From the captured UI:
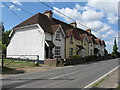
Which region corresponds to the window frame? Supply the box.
[55,46,61,56]
[56,30,61,41]
[69,48,73,56]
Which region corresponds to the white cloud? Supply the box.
[53,7,82,22]
[9,5,21,11]
[53,1,118,53]
[0,5,4,8]
[87,0,118,24]
[107,16,118,24]
[106,30,116,35]
[81,10,104,21]
[106,41,114,46]
[11,0,22,5]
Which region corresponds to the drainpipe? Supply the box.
[65,38,66,59]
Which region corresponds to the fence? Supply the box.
[1,55,41,68]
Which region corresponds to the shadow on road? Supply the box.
[0,66,25,74]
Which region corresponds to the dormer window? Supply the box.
[56,31,60,40]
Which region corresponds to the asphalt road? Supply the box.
[1,59,119,89]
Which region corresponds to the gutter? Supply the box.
[9,24,38,37]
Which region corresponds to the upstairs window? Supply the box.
[70,35,73,42]
[56,31,60,40]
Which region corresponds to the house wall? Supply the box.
[7,25,45,60]
[66,34,76,58]
[52,27,65,59]
[74,39,85,57]
[82,37,89,56]
[88,42,94,56]
[100,45,105,56]
[45,32,52,41]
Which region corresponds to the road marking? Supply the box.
[82,65,120,89]
[16,85,26,88]
[50,71,79,80]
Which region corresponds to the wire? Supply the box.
[3,2,23,21]
[9,1,33,15]
[38,1,97,32]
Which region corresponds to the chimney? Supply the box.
[86,29,91,34]
[44,10,53,19]
[70,22,77,28]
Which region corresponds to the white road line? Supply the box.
[16,85,26,88]
[82,65,120,90]
[50,71,79,80]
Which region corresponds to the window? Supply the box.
[69,48,73,56]
[55,46,61,56]
[56,31,60,40]
[90,50,92,55]
[70,35,73,42]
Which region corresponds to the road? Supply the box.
[1,59,119,89]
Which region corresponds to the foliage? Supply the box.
[111,38,119,58]
[72,55,81,59]
[1,23,11,56]
[2,30,11,45]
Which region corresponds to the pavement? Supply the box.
[1,58,119,89]
[94,68,119,88]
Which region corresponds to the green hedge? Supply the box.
[65,54,114,66]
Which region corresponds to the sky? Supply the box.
[0,0,119,53]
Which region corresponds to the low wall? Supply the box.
[44,59,64,67]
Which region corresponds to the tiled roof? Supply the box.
[80,34,87,40]
[66,29,73,37]
[94,39,102,45]
[52,24,60,33]
[88,36,93,42]
[13,11,98,41]
[14,13,53,33]
[44,10,53,14]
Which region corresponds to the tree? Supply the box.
[111,38,119,58]
[1,23,11,57]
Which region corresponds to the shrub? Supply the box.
[72,55,81,59]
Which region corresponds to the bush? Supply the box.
[72,55,81,59]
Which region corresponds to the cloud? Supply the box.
[81,10,104,21]
[107,16,118,24]
[87,0,118,24]
[53,1,118,53]
[105,41,114,46]
[53,7,82,22]
[106,30,116,35]
[11,0,22,5]
[9,5,21,11]
[0,5,4,8]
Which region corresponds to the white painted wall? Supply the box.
[45,32,52,41]
[7,25,45,60]
[52,27,65,59]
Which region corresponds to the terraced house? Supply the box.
[7,10,107,61]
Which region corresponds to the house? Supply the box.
[7,10,107,61]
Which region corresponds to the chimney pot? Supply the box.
[70,22,77,28]
[44,10,53,19]
[86,29,91,34]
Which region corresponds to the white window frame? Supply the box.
[55,46,61,56]
[56,31,60,40]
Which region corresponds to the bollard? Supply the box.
[35,55,39,66]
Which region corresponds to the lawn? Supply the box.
[2,59,36,68]
[0,59,39,75]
